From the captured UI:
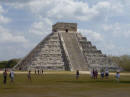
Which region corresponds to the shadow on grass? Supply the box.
[57,80,114,83]
[57,80,130,84]
[120,81,130,83]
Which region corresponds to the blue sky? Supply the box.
[0,0,130,61]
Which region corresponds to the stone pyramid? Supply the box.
[14,22,109,71]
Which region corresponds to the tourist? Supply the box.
[3,69,7,84]
[35,69,37,74]
[42,69,43,74]
[90,69,94,78]
[93,69,95,79]
[93,69,97,79]
[9,70,14,83]
[95,69,98,79]
[115,70,120,82]
[105,69,109,79]
[27,70,31,80]
[76,70,80,80]
[100,70,104,79]
[38,69,40,75]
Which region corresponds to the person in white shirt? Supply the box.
[115,71,120,82]
[9,70,14,83]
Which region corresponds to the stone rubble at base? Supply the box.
[14,22,118,71]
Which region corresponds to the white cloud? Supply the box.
[33,0,101,21]
[6,0,124,22]
[0,26,28,43]
[0,15,11,24]
[29,22,45,35]
[78,29,103,42]
[103,23,130,38]
[103,25,113,31]
[124,31,130,38]
[0,5,4,13]
[0,5,11,24]
[103,23,120,31]
[28,0,124,23]
[101,42,130,56]
[29,18,52,35]
[94,1,123,13]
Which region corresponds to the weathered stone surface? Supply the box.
[52,22,77,32]
[14,22,116,71]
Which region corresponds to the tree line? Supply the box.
[110,55,130,71]
[0,59,20,69]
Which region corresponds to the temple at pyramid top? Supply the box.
[14,22,118,71]
[52,22,77,32]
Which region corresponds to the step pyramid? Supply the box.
[14,22,110,71]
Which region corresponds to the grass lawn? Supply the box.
[0,71,130,97]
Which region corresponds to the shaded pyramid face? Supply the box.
[14,23,108,71]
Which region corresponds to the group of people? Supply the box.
[1,69,44,84]
[35,69,44,75]
[27,69,44,80]
[100,69,109,79]
[91,69,99,79]
[1,68,120,85]
[76,69,120,81]
[3,69,14,84]
[90,69,110,79]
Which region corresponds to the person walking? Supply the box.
[27,70,31,80]
[9,70,14,83]
[90,69,94,78]
[105,69,109,79]
[35,69,37,75]
[93,69,97,79]
[115,71,120,82]
[3,69,7,84]
[101,70,104,79]
[42,69,44,75]
[95,69,98,79]
[38,69,40,75]
[76,70,80,80]
[93,69,95,79]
